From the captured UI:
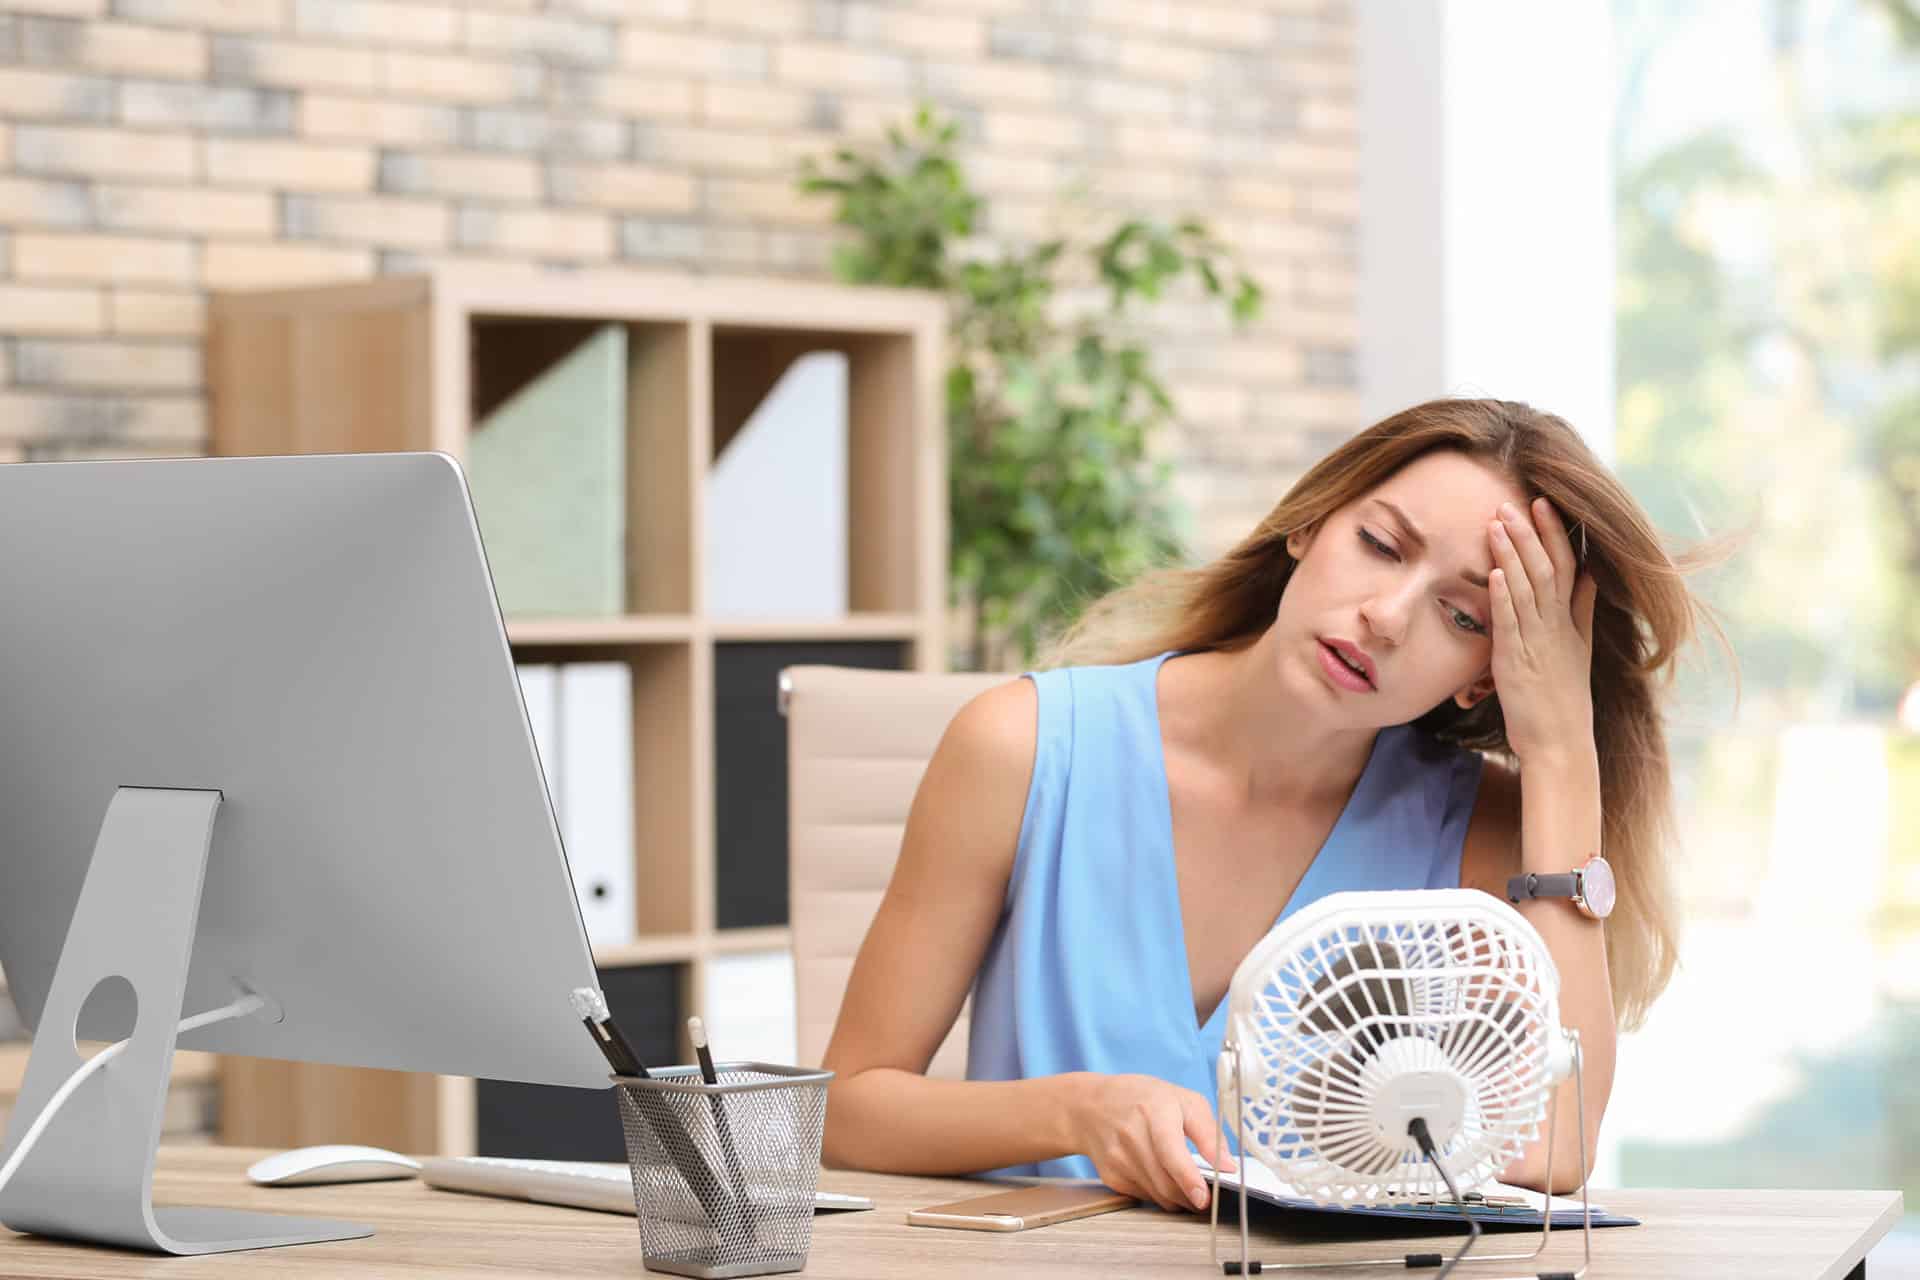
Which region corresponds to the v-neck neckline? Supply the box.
[1145,650,1390,1036]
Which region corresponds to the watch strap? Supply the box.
[1507,871,1579,904]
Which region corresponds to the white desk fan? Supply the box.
[1209,889,1592,1279]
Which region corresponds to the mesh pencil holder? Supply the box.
[613,1063,833,1279]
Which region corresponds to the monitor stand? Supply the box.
[0,787,372,1254]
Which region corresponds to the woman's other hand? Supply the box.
[1066,1073,1238,1212]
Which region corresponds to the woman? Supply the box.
[819,398,1718,1212]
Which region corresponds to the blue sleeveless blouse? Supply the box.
[964,652,1485,1179]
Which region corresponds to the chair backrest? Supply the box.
[781,664,1006,1078]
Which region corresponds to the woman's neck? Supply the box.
[1158,638,1379,811]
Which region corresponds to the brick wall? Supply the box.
[0,0,1358,556]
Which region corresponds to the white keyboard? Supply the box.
[419,1156,873,1216]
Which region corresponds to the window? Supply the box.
[1608,0,1920,1263]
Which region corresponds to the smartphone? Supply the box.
[907,1183,1138,1232]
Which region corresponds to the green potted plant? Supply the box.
[799,106,1262,670]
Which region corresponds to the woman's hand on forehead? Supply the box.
[1483,495,1600,766]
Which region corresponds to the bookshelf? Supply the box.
[205,269,946,1157]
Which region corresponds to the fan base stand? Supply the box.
[1209,1031,1594,1280]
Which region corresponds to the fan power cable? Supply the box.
[1402,1115,1483,1279]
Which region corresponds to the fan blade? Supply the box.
[1300,935,1416,1057]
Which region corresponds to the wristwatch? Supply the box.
[1507,854,1615,920]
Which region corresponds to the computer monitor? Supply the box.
[0,453,616,1254]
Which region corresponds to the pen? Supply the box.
[603,1017,651,1079]
[689,1015,720,1085]
[689,1015,755,1243]
[570,988,650,1078]
[572,990,733,1233]
[583,1015,641,1076]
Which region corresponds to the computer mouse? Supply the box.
[246,1144,423,1187]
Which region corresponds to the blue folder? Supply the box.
[1202,1162,1640,1230]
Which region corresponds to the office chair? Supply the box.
[779,665,1005,1079]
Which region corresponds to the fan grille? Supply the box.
[1226,894,1557,1205]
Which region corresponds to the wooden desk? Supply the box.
[0,1147,1900,1278]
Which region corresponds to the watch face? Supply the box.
[1582,857,1617,918]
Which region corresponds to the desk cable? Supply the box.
[0,993,265,1197]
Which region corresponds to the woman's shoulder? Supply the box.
[951,675,1037,733]
[940,653,1168,773]
[938,676,1040,780]
[902,678,1039,886]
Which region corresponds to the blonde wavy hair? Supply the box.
[1042,397,1731,1031]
